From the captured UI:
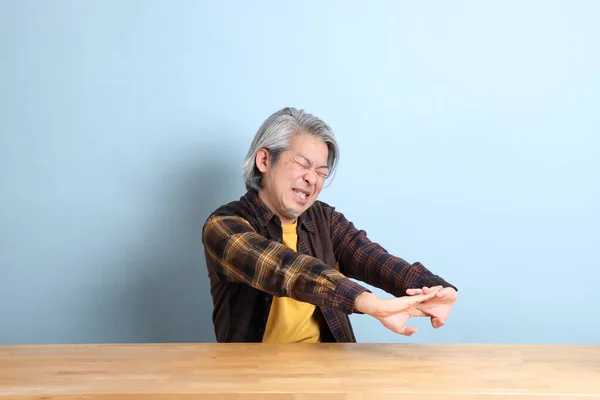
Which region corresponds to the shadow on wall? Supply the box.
[122,146,242,343]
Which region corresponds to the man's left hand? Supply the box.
[406,286,457,329]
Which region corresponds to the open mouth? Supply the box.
[292,188,309,200]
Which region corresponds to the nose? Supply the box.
[303,169,317,186]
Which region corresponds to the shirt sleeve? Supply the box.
[330,209,457,297]
[202,213,369,314]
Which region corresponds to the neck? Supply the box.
[257,189,297,225]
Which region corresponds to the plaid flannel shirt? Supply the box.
[202,189,456,342]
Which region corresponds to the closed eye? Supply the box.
[316,169,329,179]
[293,155,329,179]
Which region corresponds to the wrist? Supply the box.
[354,292,379,315]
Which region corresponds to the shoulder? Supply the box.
[203,195,254,227]
[209,198,246,217]
[312,199,335,212]
[308,200,353,228]
[305,200,338,225]
[202,197,259,242]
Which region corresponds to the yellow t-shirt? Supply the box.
[262,221,321,343]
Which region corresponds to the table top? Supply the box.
[1,343,599,399]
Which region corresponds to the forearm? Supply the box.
[203,214,369,313]
[331,211,457,296]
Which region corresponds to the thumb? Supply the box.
[394,325,419,336]
[431,317,445,329]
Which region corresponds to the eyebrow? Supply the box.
[298,154,328,170]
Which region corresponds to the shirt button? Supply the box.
[265,296,270,302]
[276,238,282,243]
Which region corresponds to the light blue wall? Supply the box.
[1,1,598,345]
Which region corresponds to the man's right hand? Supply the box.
[354,289,441,336]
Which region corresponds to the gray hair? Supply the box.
[242,107,339,190]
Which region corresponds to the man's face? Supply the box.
[257,133,330,224]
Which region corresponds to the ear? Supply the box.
[255,148,270,173]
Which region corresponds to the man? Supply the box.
[202,107,457,343]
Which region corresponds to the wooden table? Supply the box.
[1,343,599,399]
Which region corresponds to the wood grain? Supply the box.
[0,343,599,399]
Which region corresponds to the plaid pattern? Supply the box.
[330,211,456,296]
[203,215,367,314]
[202,189,455,342]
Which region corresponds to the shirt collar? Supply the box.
[243,189,315,233]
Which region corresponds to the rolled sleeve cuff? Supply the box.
[328,278,370,314]
[412,263,458,292]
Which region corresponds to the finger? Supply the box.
[431,317,445,329]
[412,308,429,317]
[394,325,418,336]
[436,287,457,299]
[421,286,442,294]
[385,291,437,315]
[403,291,437,307]
[407,286,443,296]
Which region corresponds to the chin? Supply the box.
[284,200,310,216]
[284,208,303,219]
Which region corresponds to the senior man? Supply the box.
[202,107,457,343]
